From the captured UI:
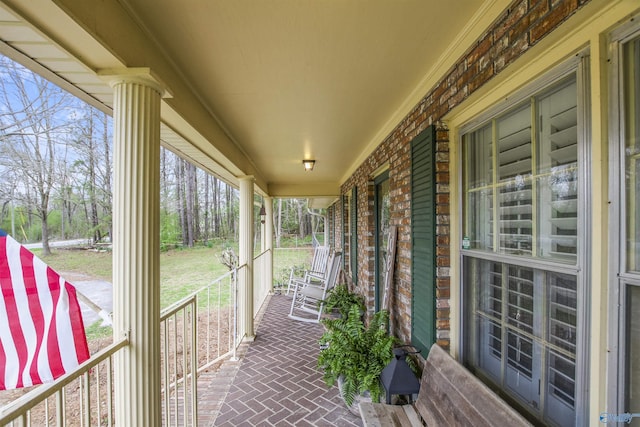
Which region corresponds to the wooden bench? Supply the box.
[359,344,532,426]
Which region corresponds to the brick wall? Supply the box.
[332,0,590,349]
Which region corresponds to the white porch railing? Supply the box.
[159,269,236,426]
[0,338,128,426]
[0,251,271,427]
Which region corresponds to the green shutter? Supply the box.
[411,126,436,354]
[350,186,358,286]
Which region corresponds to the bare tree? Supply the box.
[203,173,210,244]
[184,161,196,247]
[0,57,77,253]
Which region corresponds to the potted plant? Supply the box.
[320,283,365,318]
[317,304,395,413]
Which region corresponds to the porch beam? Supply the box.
[103,68,164,426]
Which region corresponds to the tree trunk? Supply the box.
[213,177,220,236]
[185,162,195,247]
[203,174,210,244]
[102,111,112,241]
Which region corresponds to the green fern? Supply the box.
[320,284,365,317]
[318,304,395,406]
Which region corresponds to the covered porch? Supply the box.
[1,0,640,425]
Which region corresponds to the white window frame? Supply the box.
[460,54,591,426]
[607,19,640,418]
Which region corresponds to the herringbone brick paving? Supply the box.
[206,293,362,427]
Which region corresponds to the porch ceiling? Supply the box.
[0,0,505,205]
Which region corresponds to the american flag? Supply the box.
[0,234,90,390]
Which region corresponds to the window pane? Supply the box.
[465,124,493,189]
[465,188,493,250]
[464,256,579,424]
[537,80,579,261]
[627,285,640,424]
[625,38,640,272]
[376,176,390,310]
[498,105,532,182]
[536,169,578,260]
[545,349,576,426]
[463,125,493,250]
[498,106,533,255]
[548,272,577,354]
[499,178,533,255]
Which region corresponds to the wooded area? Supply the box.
[0,56,322,255]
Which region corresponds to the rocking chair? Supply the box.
[288,252,342,323]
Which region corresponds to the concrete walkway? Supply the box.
[200,294,362,427]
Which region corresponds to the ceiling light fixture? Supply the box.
[303,159,315,171]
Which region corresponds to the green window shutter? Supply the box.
[411,125,436,354]
[350,186,358,286]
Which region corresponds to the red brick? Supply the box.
[531,0,579,44]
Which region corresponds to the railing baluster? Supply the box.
[163,316,170,427]
[44,396,48,427]
[172,311,178,426]
[95,359,101,427]
[182,308,187,427]
[55,389,62,427]
[206,285,211,365]
[83,371,90,426]
[107,354,113,427]
[191,302,198,425]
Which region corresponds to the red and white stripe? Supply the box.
[0,235,89,390]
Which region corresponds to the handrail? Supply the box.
[160,294,197,320]
[161,270,235,317]
[0,337,128,423]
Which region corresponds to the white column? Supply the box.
[102,68,164,426]
[238,176,255,340]
[265,196,274,293]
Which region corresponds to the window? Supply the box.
[350,186,358,285]
[328,205,334,249]
[463,77,578,260]
[462,69,588,426]
[615,30,640,425]
[374,171,390,311]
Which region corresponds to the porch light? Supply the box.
[302,159,315,171]
[380,347,421,404]
[259,203,266,224]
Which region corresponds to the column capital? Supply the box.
[98,67,172,98]
[238,175,255,182]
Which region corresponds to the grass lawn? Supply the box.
[39,243,313,340]
[40,243,314,309]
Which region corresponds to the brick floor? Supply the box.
[199,293,362,427]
